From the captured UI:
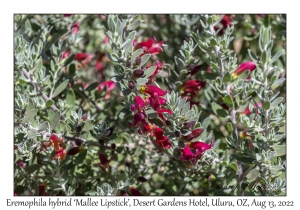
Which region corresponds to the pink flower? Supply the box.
[181,80,206,97]
[17,160,25,168]
[97,80,116,100]
[157,108,172,124]
[102,36,109,44]
[71,22,80,34]
[62,50,71,59]
[242,102,262,115]
[139,85,166,97]
[188,141,212,153]
[152,127,172,150]
[75,53,93,65]
[134,38,163,56]
[181,146,201,163]
[232,61,257,79]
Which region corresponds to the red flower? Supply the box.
[180,146,201,164]
[129,112,147,127]
[182,128,204,141]
[17,160,25,168]
[62,50,71,59]
[157,108,172,124]
[181,80,206,97]
[129,187,143,196]
[152,127,172,150]
[134,38,163,56]
[98,152,111,169]
[188,141,212,153]
[55,149,66,160]
[71,22,80,34]
[214,15,233,35]
[96,60,103,71]
[75,53,93,65]
[146,95,166,111]
[38,183,48,196]
[64,14,72,17]
[97,80,116,100]
[241,102,262,115]
[139,85,166,97]
[232,61,257,79]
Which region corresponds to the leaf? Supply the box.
[271,78,285,90]
[223,72,232,83]
[50,111,60,131]
[118,108,132,119]
[202,72,219,80]
[202,117,211,130]
[223,95,233,107]
[211,102,229,118]
[124,178,135,187]
[82,120,93,132]
[231,154,256,165]
[105,52,118,62]
[248,49,258,62]
[273,145,286,157]
[143,66,156,78]
[52,79,69,98]
[68,63,76,76]
[173,148,182,160]
[122,88,132,96]
[63,54,75,66]
[270,97,283,109]
[46,100,54,108]
[180,101,191,115]
[66,89,75,107]
[136,78,148,86]
[131,49,143,62]
[22,109,38,123]
[140,54,151,66]
[178,140,185,148]
[38,121,50,132]
[262,101,270,110]
[27,128,37,139]
[85,82,99,91]
[246,169,260,180]
[74,149,87,165]
[25,99,35,113]
[236,103,249,113]
[270,50,284,64]
[127,20,141,30]
[26,164,40,174]
[227,122,233,132]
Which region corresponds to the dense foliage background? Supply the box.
[14,14,286,196]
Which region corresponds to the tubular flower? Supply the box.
[182,128,204,141]
[241,102,262,115]
[55,149,67,160]
[147,95,166,110]
[139,85,166,97]
[71,22,80,34]
[180,146,201,164]
[134,38,163,56]
[231,61,257,79]
[157,108,172,124]
[75,53,93,64]
[97,80,116,100]
[187,141,212,153]
[49,134,63,152]
[97,152,111,169]
[214,14,234,35]
[152,126,172,150]
[181,80,206,97]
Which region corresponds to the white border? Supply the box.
[2,0,299,209]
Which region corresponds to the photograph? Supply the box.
[13,14,286,197]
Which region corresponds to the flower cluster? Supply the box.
[180,80,206,106]
[44,134,66,160]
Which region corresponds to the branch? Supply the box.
[21,68,59,112]
[77,89,103,111]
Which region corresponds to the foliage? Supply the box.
[14,14,286,196]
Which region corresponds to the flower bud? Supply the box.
[111,143,116,150]
[75,139,82,146]
[133,69,144,78]
[98,138,105,145]
[128,81,135,90]
[135,57,141,65]
[50,134,58,141]
[67,147,82,156]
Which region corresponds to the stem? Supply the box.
[22,68,59,112]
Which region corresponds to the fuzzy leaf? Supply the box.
[50,111,60,131]
[143,66,156,78]
[22,109,38,123]
[273,145,286,157]
[270,97,283,109]
[140,54,151,66]
[52,79,69,98]
[212,102,229,118]
[66,89,75,107]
